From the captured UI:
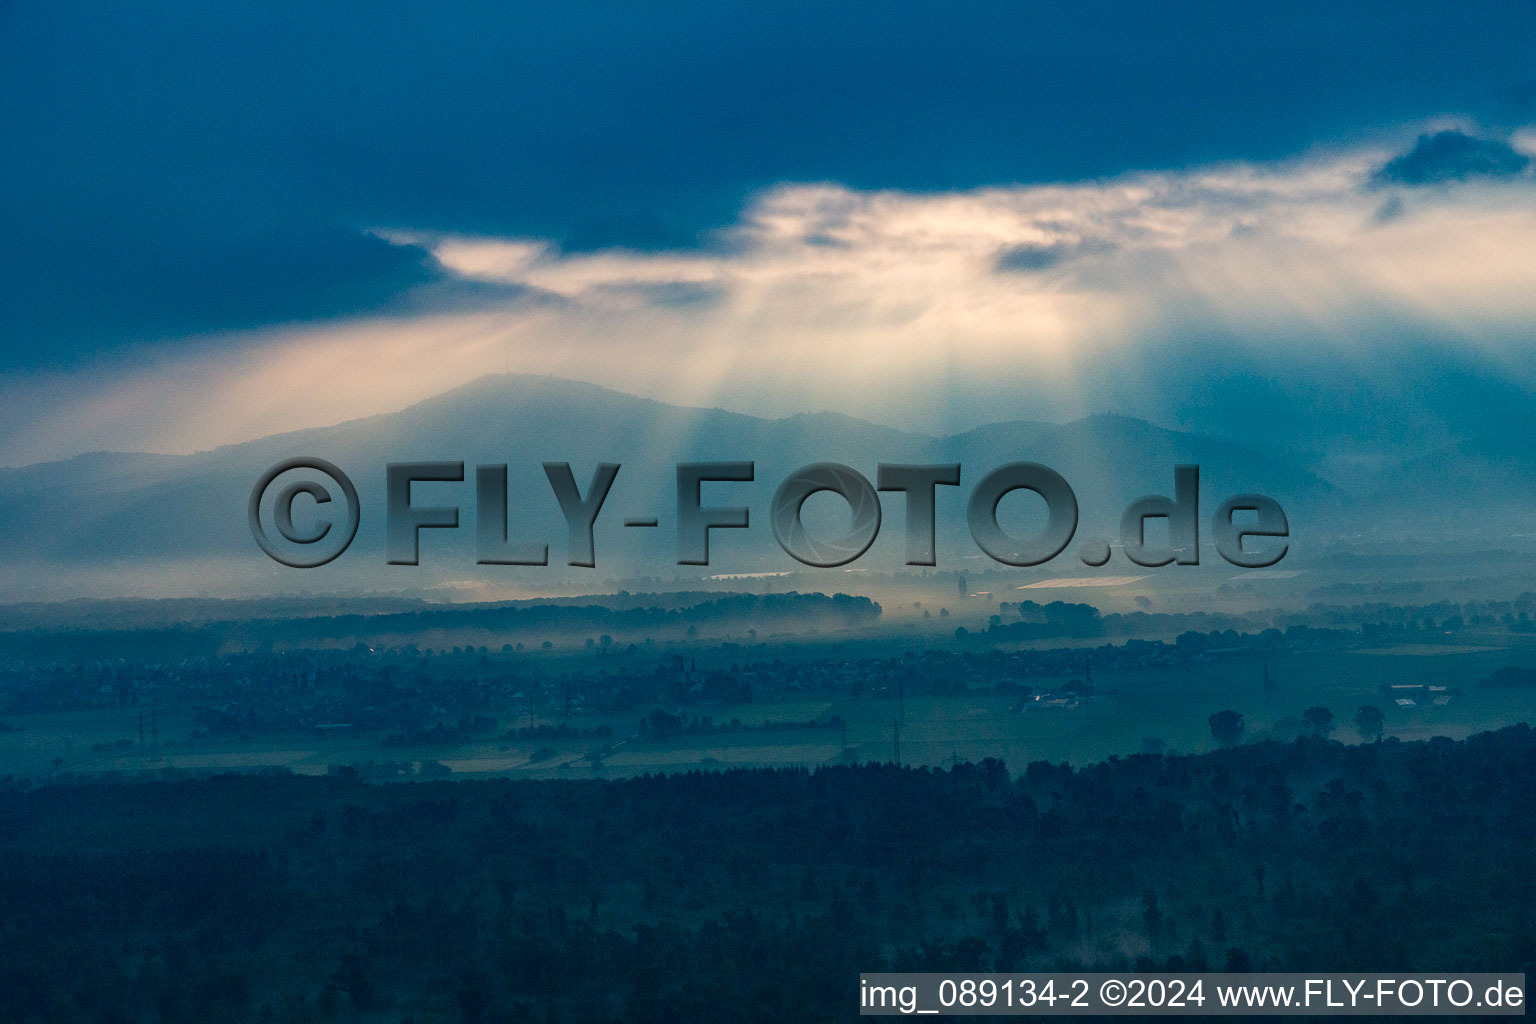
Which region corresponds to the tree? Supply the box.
[642,709,682,740]
[1208,709,1245,747]
[1354,704,1384,742]
[1302,706,1334,736]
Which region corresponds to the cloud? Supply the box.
[3,131,1535,467]
[0,221,452,369]
[4,1,1536,361]
[1372,130,1531,186]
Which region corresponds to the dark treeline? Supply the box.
[0,592,752,634]
[982,593,1536,643]
[0,596,436,633]
[0,592,880,663]
[258,592,880,646]
[2,727,1533,1023]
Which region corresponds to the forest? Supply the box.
[2,726,1533,1023]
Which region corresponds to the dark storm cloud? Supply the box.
[997,244,1075,272]
[1372,130,1531,186]
[996,240,1115,272]
[0,222,446,364]
[2,0,1534,368]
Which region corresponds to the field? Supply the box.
[6,630,1532,783]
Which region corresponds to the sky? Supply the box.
[2,0,1535,466]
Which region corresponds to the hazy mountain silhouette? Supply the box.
[1365,420,1536,533]
[0,374,1394,595]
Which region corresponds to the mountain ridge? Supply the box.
[0,373,1390,598]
